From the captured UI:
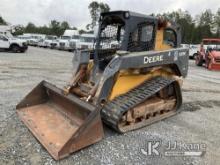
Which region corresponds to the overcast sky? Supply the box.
[0,0,219,29]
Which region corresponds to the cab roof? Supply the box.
[101,10,157,22]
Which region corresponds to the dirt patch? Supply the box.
[182,100,220,112]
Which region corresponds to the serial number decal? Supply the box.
[179,51,186,57]
[174,51,178,61]
[144,55,163,64]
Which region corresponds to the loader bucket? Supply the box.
[16,81,104,160]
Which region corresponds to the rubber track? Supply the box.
[101,76,178,132]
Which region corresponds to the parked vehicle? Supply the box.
[16,35,31,43]
[50,39,59,49]
[189,45,199,59]
[29,34,45,46]
[17,33,32,45]
[58,30,80,51]
[195,38,220,70]
[0,32,28,53]
[42,35,57,48]
[37,38,45,47]
[181,44,189,49]
[69,33,95,50]
[181,44,199,59]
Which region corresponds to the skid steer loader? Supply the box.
[16,11,189,160]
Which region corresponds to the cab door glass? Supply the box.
[163,29,176,47]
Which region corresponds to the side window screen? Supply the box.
[128,22,155,52]
[141,25,153,42]
[131,29,138,42]
[163,29,176,47]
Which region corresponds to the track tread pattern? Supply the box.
[101,76,176,131]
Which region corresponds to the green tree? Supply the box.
[199,9,213,26]
[13,25,25,35]
[160,10,195,43]
[60,21,70,35]
[72,27,77,30]
[87,1,110,30]
[0,15,7,25]
[214,8,220,37]
[79,29,86,34]
[99,2,110,13]
[49,20,62,36]
[61,21,70,30]
[198,10,214,39]
[25,22,37,33]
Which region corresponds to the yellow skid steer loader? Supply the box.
[17,11,189,160]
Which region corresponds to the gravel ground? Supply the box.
[0,47,220,165]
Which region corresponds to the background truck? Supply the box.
[28,34,46,46]
[42,35,57,48]
[195,38,220,70]
[0,29,28,53]
[58,30,80,51]
[50,39,59,49]
[181,44,199,59]
[69,33,95,50]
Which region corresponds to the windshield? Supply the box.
[31,36,41,39]
[3,32,14,39]
[98,23,125,50]
[72,35,79,40]
[80,36,94,43]
[61,36,71,40]
[46,36,56,40]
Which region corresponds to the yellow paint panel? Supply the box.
[109,74,151,100]
[109,69,174,100]
[155,29,172,51]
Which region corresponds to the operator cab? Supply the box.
[93,11,180,72]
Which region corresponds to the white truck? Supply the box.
[181,44,199,59]
[189,44,199,59]
[17,33,32,45]
[28,34,46,46]
[50,38,60,49]
[58,30,80,51]
[76,33,95,50]
[38,35,57,48]
[69,33,95,50]
[43,35,57,48]
[0,26,28,53]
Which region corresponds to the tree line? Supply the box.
[0,1,110,36]
[158,8,220,44]
[0,1,220,44]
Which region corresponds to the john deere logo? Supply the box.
[144,55,163,64]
